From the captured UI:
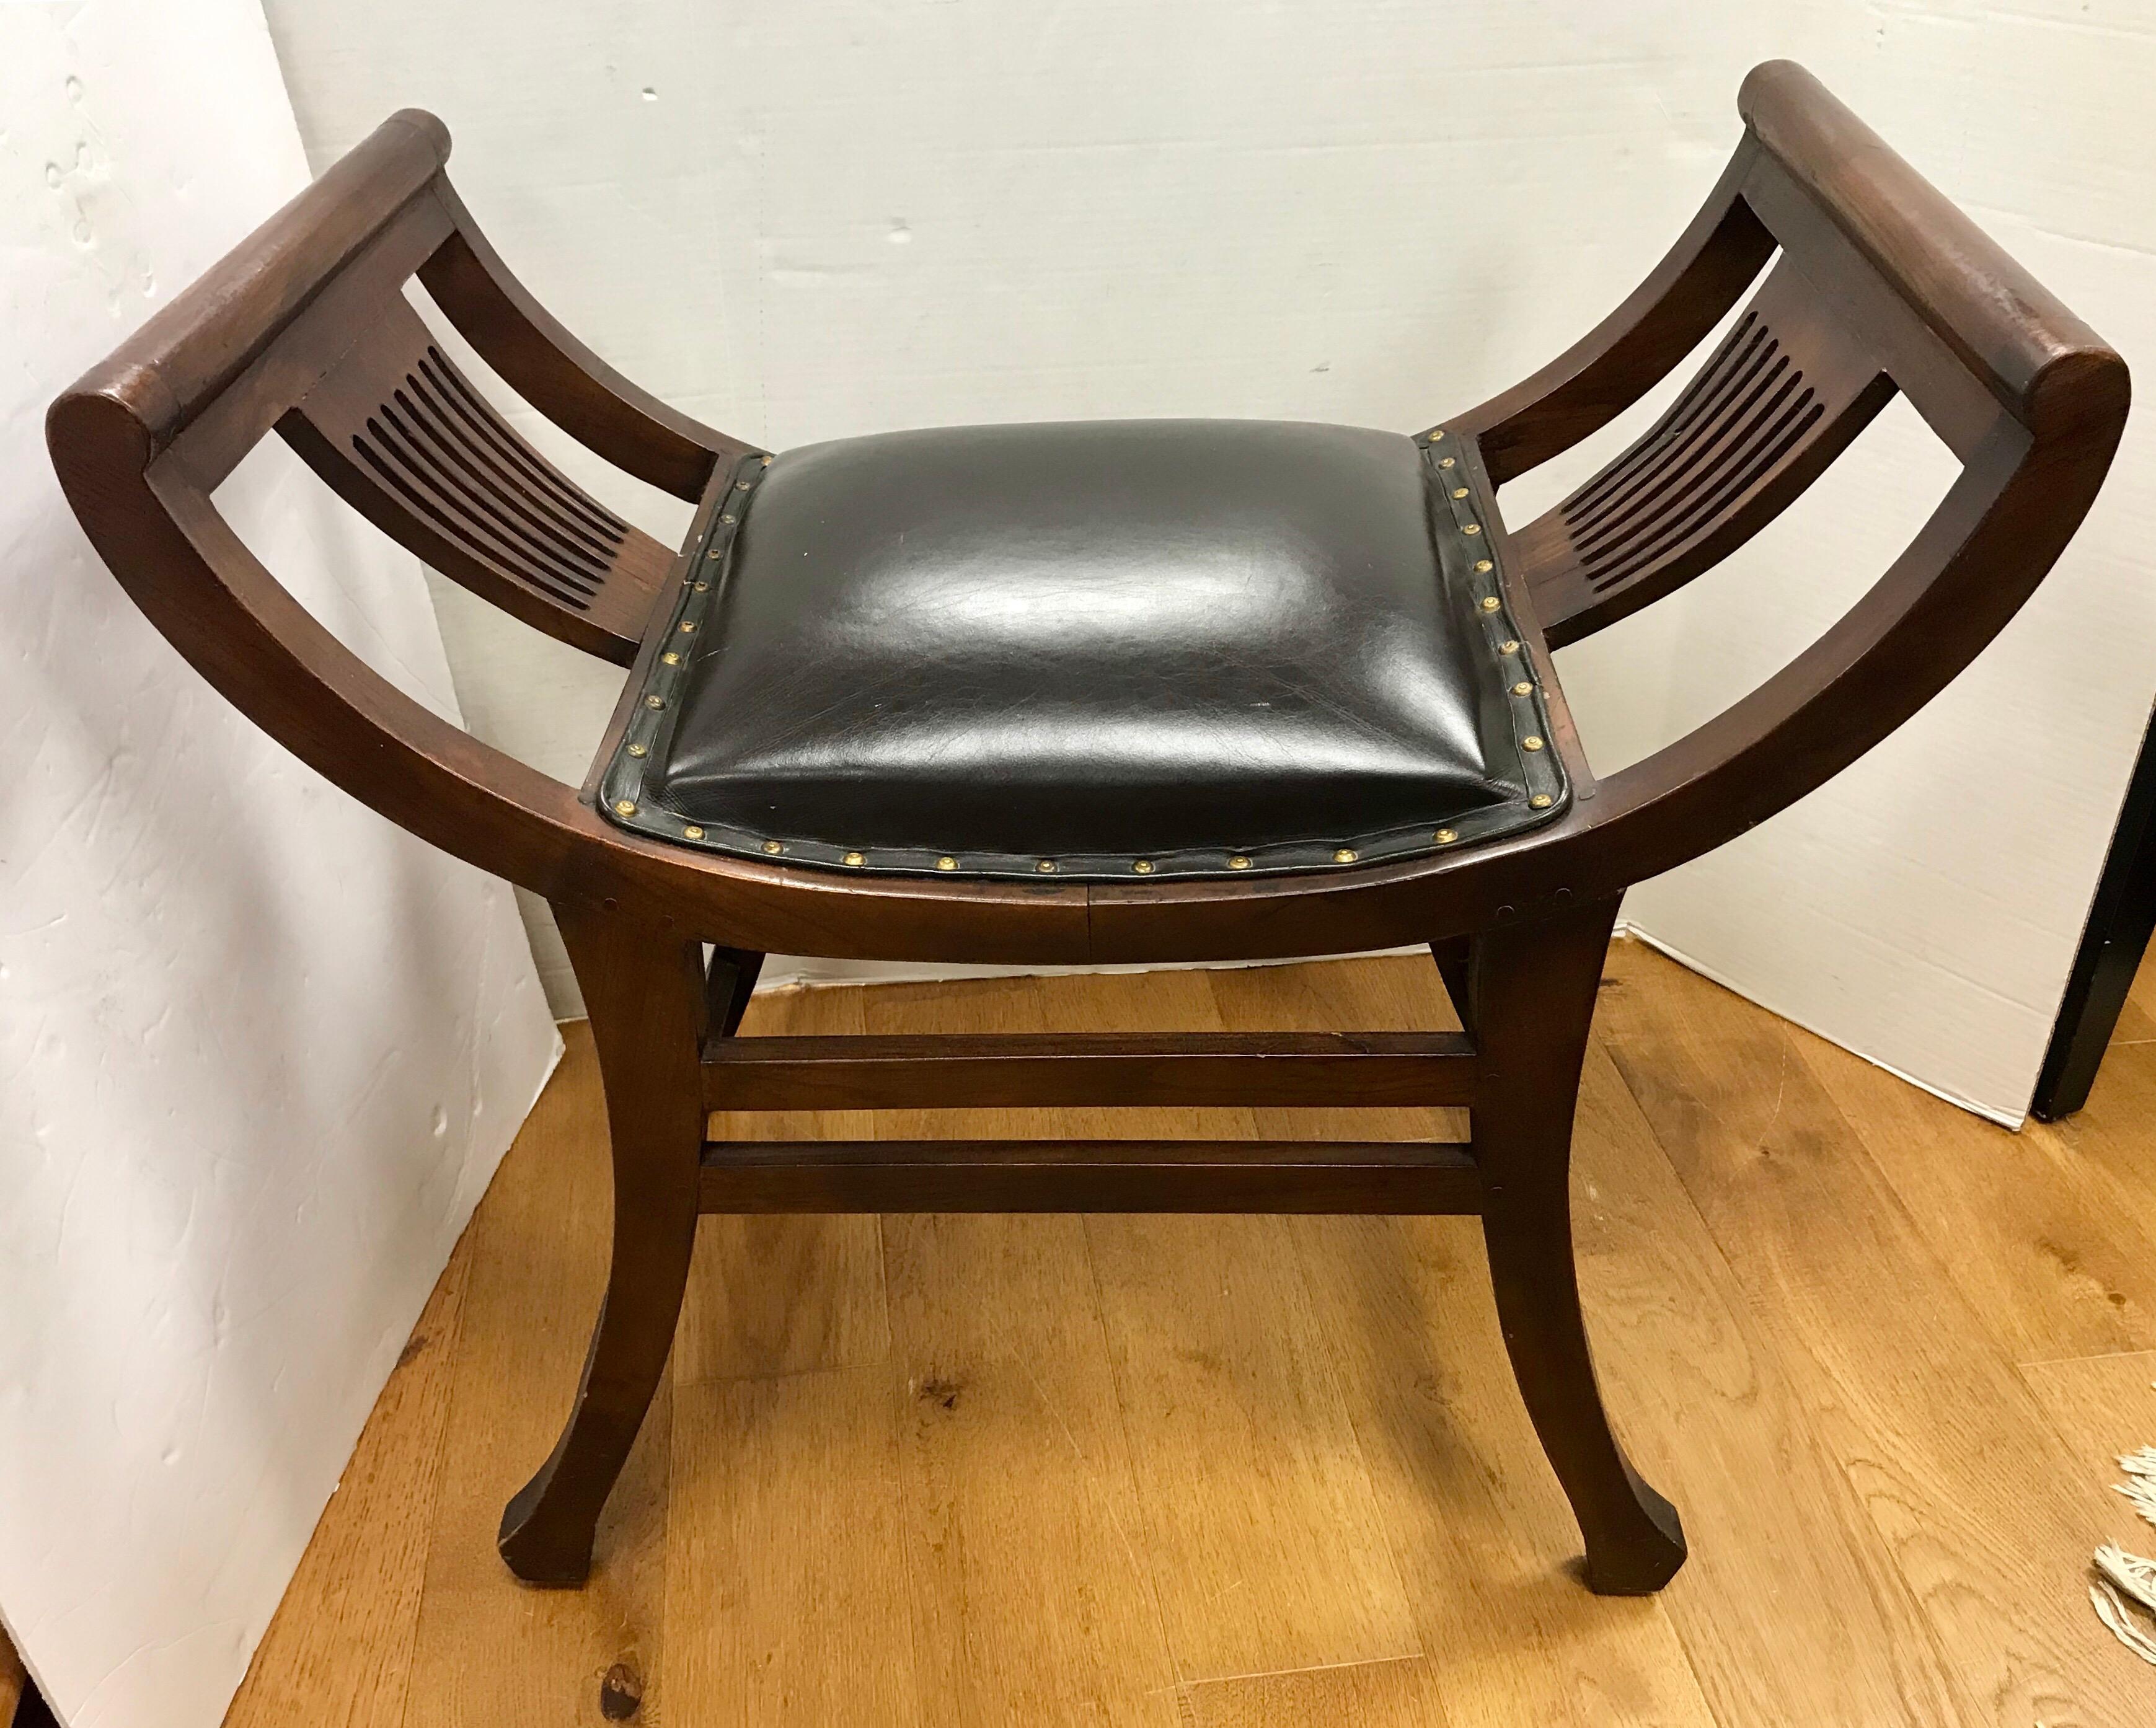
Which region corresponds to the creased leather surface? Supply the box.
[603,420,1563,879]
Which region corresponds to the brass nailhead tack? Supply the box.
[645,695,665,709]
[1452,487,1469,499]
[694,581,710,591]
[1333,847,1359,864]
[662,652,680,665]
[1227,855,1252,870]
[684,826,705,840]
[1475,559,1493,572]
[614,800,637,816]
[1435,828,1458,844]
[736,480,752,491]
[1523,736,1545,751]
[1500,639,1521,653]
[762,839,784,855]
[1531,794,1553,809]
[1036,859,1057,873]
[680,621,697,633]
[761,456,773,465]
[1462,523,1482,535]
[843,850,865,866]
[721,513,735,523]
[1132,859,1154,874]
[627,743,648,757]
[1480,596,1501,611]
[707,549,722,560]
[1513,681,1534,696]
[1428,430,1446,441]
[1438,457,1455,469]
[937,855,958,871]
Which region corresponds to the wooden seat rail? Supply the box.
[698,1134,1480,1215]
[700,1029,1478,1110]
[699,1028,1481,1212]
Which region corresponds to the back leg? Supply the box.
[705,945,764,1038]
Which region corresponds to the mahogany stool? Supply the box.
[51,61,2126,1595]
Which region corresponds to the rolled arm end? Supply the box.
[384,107,453,165]
[1740,58,2126,439]
[48,380,159,498]
[2029,343,2131,446]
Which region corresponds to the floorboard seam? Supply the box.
[1167,1649,1425,1693]
[672,1354,893,1390]
[2017,1346,2156,1372]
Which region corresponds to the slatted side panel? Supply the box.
[282,299,674,663]
[353,342,632,612]
[1561,308,1815,588]
[1511,260,1895,647]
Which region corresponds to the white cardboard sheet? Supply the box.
[0,4,560,1724]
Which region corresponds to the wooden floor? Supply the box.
[223,941,2156,1727]
[2,1628,23,1723]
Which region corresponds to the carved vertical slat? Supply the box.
[280,299,674,663]
[1512,262,1895,648]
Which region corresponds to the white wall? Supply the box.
[0,6,560,1726]
[262,2,2156,1119]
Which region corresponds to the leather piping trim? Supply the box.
[596,434,1570,879]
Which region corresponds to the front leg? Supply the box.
[1467,896,1687,1594]
[497,901,712,1584]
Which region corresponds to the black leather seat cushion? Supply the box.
[599,420,1565,879]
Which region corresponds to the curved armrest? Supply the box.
[49,388,599,895]
[43,108,761,888]
[1581,402,2124,883]
[1463,58,2127,876]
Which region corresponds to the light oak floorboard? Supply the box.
[1566,1041,1969,1726]
[2038,1032,2156,1307]
[680,983,890,1385]
[1056,1300,1411,1689]
[1214,957,1721,1728]
[2019,1351,2156,1560]
[224,1243,472,1728]
[2112,995,2156,1047]
[228,947,2156,1726]
[663,1366,923,1727]
[1059,969,1421,1683]
[1600,942,2156,1727]
[2,1629,24,1723]
[868,972,1182,1727]
[1798,1026,2156,1364]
